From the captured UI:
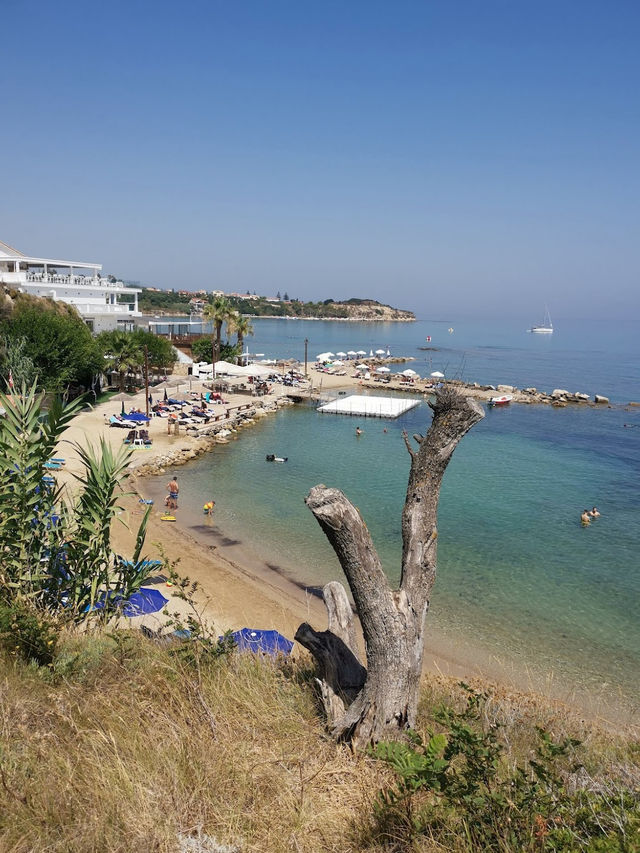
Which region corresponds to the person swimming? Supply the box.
[355,427,362,436]
[581,510,591,526]
[589,506,601,518]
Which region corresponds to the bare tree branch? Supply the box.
[401,389,484,600]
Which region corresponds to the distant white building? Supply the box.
[0,239,141,333]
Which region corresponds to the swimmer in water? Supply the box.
[581,510,591,526]
[589,506,601,518]
[355,427,362,436]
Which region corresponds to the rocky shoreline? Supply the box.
[432,379,612,407]
[130,396,295,478]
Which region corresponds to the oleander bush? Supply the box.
[0,384,155,661]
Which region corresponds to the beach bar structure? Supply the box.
[0,239,141,333]
[317,394,420,419]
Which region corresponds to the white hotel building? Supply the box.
[0,240,141,333]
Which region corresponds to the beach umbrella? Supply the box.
[212,360,237,375]
[347,350,357,356]
[332,360,344,366]
[120,588,169,617]
[375,349,386,355]
[356,350,367,355]
[430,371,445,378]
[355,363,369,370]
[122,412,150,422]
[87,587,169,617]
[336,351,347,357]
[153,381,171,401]
[315,352,334,362]
[376,366,391,373]
[228,628,294,657]
[402,369,417,376]
[111,392,134,415]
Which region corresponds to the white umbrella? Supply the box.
[316,352,334,362]
[375,349,386,355]
[332,360,344,366]
[357,350,367,355]
[213,360,238,375]
[430,371,445,378]
[336,351,347,357]
[355,363,369,370]
[402,369,417,376]
[347,350,357,356]
[376,366,391,374]
[248,363,280,377]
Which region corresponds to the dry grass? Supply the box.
[0,632,391,853]
[0,631,638,852]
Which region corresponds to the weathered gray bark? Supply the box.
[295,388,484,748]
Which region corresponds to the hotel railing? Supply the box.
[25,274,125,288]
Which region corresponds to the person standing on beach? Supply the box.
[167,477,179,510]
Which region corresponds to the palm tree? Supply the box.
[227,313,254,361]
[102,331,144,391]
[203,296,233,365]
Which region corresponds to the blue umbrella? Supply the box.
[121,588,168,617]
[88,587,168,617]
[122,412,150,422]
[228,628,294,656]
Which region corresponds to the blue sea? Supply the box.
[149,316,640,716]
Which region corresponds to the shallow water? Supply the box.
[148,316,640,714]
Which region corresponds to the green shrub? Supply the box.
[0,598,60,666]
[370,684,640,851]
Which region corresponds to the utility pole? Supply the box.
[144,346,150,420]
[304,338,308,377]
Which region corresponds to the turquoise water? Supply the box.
[149,317,640,712]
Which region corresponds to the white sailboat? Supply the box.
[530,306,553,334]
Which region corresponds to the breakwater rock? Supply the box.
[438,380,612,407]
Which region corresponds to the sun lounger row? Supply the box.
[123,429,152,446]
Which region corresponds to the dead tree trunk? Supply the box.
[295,388,484,749]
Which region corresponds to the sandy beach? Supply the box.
[53,370,491,660]
[51,369,630,725]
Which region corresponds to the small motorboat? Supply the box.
[488,394,513,407]
[266,454,288,463]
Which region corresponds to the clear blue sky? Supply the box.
[2,0,638,319]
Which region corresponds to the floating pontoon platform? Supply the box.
[317,394,420,419]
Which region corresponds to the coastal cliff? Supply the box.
[312,298,415,322]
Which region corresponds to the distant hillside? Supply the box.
[139,289,415,322]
